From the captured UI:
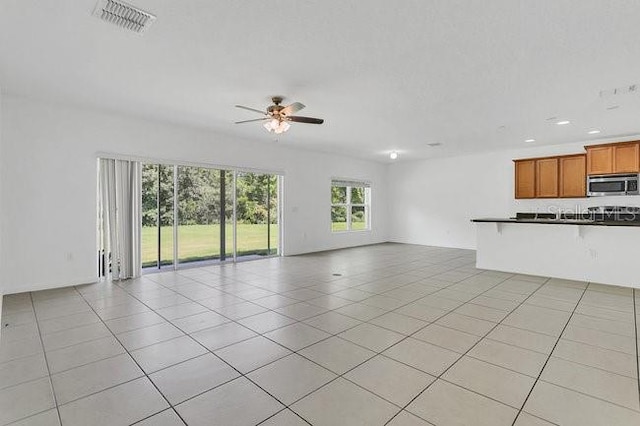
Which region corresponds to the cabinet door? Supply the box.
[559,155,586,198]
[613,143,640,173]
[536,158,559,198]
[514,160,535,199]
[586,146,613,175]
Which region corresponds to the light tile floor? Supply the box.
[1,243,640,425]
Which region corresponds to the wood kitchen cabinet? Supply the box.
[514,159,536,199]
[536,157,559,198]
[559,154,586,198]
[613,143,640,173]
[515,139,639,199]
[515,155,585,199]
[586,142,640,175]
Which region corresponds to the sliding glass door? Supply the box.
[142,163,280,269]
[236,172,279,259]
[142,164,174,269]
[177,167,234,265]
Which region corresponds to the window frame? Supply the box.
[331,179,371,233]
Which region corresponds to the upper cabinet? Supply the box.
[515,140,637,199]
[514,154,586,199]
[536,158,559,198]
[586,142,640,175]
[559,155,586,198]
[586,145,613,174]
[514,159,536,199]
[613,143,640,173]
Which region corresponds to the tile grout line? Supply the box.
[1,260,457,344]
[28,292,64,426]
[108,278,333,425]
[251,256,497,421]
[40,274,624,425]
[5,253,545,426]
[71,286,191,426]
[2,271,553,425]
[322,272,527,424]
[509,282,589,426]
[110,256,489,423]
[122,260,467,352]
[383,276,567,426]
[525,376,640,413]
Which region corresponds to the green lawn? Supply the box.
[142,224,278,267]
[331,221,367,232]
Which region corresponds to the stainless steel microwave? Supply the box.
[587,174,640,197]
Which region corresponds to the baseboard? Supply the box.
[387,237,477,251]
[2,276,99,295]
[284,239,391,256]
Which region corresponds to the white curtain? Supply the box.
[98,158,142,280]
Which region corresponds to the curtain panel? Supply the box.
[98,158,142,280]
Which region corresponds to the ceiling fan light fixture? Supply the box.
[264,119,290,134]
[236,97,322,134]
[274,121,291,134]
[263,118,279,132]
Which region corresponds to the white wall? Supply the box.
[0,87,3,319]
[0,95,389,295]
[388,138,640,250]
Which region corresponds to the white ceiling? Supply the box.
[2,0,640,162]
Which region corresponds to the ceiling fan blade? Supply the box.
[280,102,306,116]
[235,105,267,115]
[286,116,324,124]
[235,118,270,124]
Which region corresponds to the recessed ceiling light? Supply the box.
[588,129,601,135]
[525,139,536,143]
[389,151,398,160]
[556,120,571,125]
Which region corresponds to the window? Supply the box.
[331,179,370,232]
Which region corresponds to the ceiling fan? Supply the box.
[235,96,324,134]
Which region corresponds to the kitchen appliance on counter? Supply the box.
[515,212,557,220]
[587,174,639,197]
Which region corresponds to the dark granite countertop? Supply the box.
[472,218,640,227]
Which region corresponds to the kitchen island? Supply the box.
[473,218,640,288]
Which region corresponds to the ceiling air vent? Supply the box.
[93,0,156,34]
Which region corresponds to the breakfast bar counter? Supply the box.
[472,218,640,288]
